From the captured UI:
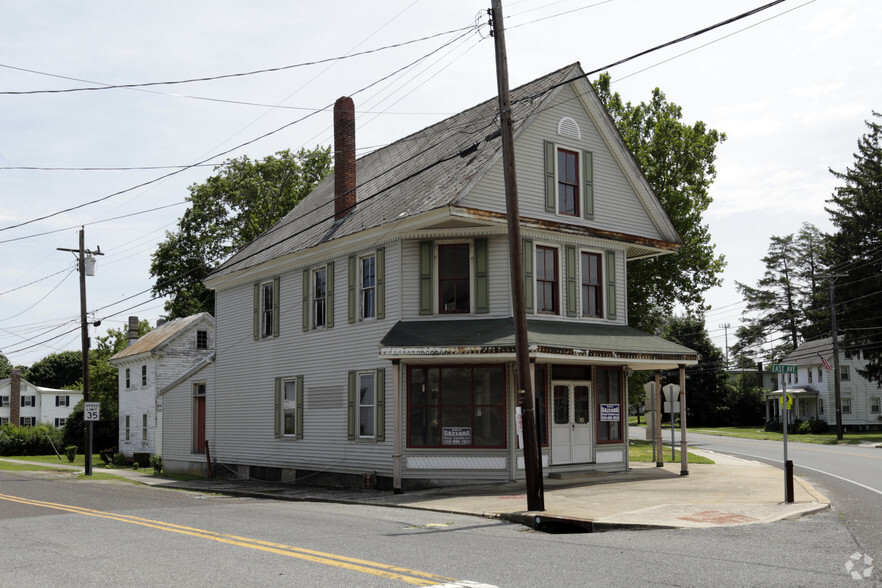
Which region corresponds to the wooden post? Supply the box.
[679,364,688,476]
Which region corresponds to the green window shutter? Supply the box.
[376,247,385,320]
[302,269,310,332]
[376,368,385,442]
[347,371,356,441]
[253,283,260,341]
[544,141,556,212]
[583,150,594,220]
[565,245,577,317]
[296,375,304,440]
[419,241,433,315]
[606,251,617,320]
[274,378,281,439]
[272,277,280,338]
[474,238,489,314]
[523,238,534,313]
[348,256,356,324]
[326,261,335,329]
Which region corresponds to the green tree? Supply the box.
[661,315,728,427]
[593,74,727,333]
[27,350,82,389]
[0,353,11,379]
[151,147,333,319]
[733,223,829,362]
[826,111,882,383]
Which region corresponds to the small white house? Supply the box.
[0,370,83,428]
[764,337,881,430]
[109,313,215,457]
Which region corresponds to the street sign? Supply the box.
[84,402,100,421]
[770,364,797,374]
[664,401,681,413]
[778,393,793,410]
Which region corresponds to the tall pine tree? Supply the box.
[826,111,882,383]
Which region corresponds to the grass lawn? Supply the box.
[4,454,102,467]
[628,439,714,464]
[0,460,71,472]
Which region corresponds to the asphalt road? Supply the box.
[681,429,882,570]
[1,468,878,586]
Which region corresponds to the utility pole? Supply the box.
[58,228,104,476]
[719,323,731,368]
[822,274,848,441]
[489,0,544,512]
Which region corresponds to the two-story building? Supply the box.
[764,337,881,430]
[0,369,83,428]
[160,63,699,489]
[109,313,215,458]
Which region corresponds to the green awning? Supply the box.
[379,318,698,369]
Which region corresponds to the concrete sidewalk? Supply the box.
[1,449,830,532]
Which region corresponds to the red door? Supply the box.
[194,396,206,453]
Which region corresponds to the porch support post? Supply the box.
[392,359,402,494]
[654,370,663,467]
[765,397,770,423]
[679,364,688,476]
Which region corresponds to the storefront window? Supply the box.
[408,365,505,448]
[596,367,623,443]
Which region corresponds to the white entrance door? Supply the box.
[550,381,593,465]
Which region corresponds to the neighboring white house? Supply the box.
[0,370,83,428]
[764,337,882,430]
[163,63,699,488]
[109,313,215,457]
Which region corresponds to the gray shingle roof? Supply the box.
[109,313,213,362]
[208,64,581,280]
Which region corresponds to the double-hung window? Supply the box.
[358,372,376,438]
[124,415,131,442]
[581,252,602,317]
[142,414,148,445]
[56,395,69,407]
[21,395,35,407]
[840,365,850,381]
[125,368,131,389]
[818,367,823,382]
[536,246,559,314]
[313,267,327,328]
[360,255,376,320]
[871,397,881,414]
[20,417,35,426]
[283,379,298,436]
[55,418,66,428]
[438,243,470,313]
[557,148,579,216]
[141,365,147,386]
[842,398,852,414]
[0,395,8,407]
[262,282,275,337]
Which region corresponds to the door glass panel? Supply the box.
[574,385,590,424]
[553,385,569,425]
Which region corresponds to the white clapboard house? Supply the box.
[160,63,698,488]
[0,369,83,428]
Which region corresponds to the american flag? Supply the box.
[818,352,833,372]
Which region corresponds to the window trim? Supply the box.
[580,250,604,318]
[275,376,303,440]
[192,382,207,453]
[535,245,560,315]
[544,140,594,219]
[359,253,377,321]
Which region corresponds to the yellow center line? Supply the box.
[0,492,456,586]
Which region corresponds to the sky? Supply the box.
[1,0,879,368]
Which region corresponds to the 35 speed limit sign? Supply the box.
[84,402,100,421]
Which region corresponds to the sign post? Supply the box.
[770,364,796,502]
[662,384,680,461]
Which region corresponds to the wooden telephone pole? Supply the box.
[489,0,544,512]
[58,228,103,476]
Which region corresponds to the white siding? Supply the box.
[461,83,664,240]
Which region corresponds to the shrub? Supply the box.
[132,462,139,471]
[114,452,126,467]
[132,452,151,468]
[99,448,116,465]
[0,423,65,456]
[808,418,829,434]
[149,454,162,475]
[64,445,78,462]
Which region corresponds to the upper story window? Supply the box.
[125,368,131,389]
[141,365,147,386]
[438,244,470,313]
[536,246,559,314]
[544,141,593,220]
[360,255,376,320]
[261,281,275,338]
[20,395,35,407]
[313,267,328,328]
[557,149,579,216]
[818,367,823,382]
[1,395,8,407]
[808,369,813,383]
[56,395,70,407]
[196,330,208,349]
[581,252,602,318]
[840,365,850,381]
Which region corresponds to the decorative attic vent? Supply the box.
[557,116,581,140]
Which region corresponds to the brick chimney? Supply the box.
[334,96,356,220]
[10,368,20,426]
[127,316,139,347]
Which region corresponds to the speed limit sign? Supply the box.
[84,402,100,421]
